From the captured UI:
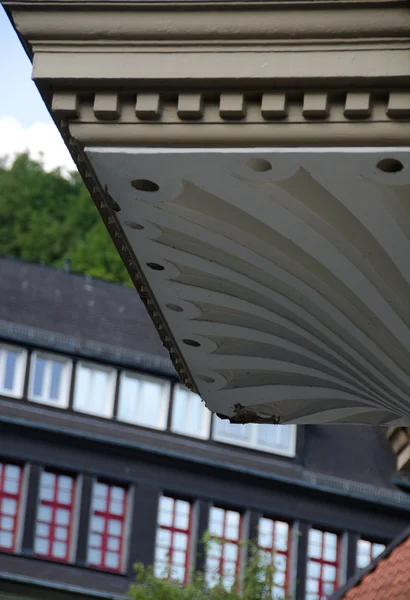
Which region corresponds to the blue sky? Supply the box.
[0,5,74,171]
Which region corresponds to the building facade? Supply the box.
[0,257,409,600]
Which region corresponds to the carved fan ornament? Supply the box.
[85,147,410,427]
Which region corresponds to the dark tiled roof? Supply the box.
[0,257,174,375]
[332,527,410,600]
[304,424,398,489]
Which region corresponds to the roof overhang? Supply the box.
[5,0,410,425]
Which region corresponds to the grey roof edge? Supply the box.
[0,319,176,378]
[0,571,125,600]
[330,526,410,600]
[2,414,410,512]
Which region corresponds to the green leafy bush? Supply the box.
[0,153,131,285]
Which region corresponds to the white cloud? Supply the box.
[0,116,76,175]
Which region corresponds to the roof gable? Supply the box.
[332,527,410,600]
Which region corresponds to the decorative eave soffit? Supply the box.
[6,0,410,426]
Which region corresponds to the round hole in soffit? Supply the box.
[124,221,144,230]
[183,339,201,348]
[165,303,184,313]
[246,158,272,173]
[146,262,165,271]
[131,179,160,192]
[377,158,404,173]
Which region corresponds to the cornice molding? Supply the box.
[51,89,410,148]
[6,0,410,45]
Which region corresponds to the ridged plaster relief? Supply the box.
[85,147,410,425]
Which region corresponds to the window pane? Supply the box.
[0,530,13,549]
[172,386,210,439]
[1,516,14,531]
[4,351,18,391]
[57,488,71,504]
[108,536,120,551]
[108,519,121,536]
[0,462,21,553]
[3,476,19,495]
[38,505,52,523]
[74,364,114,417]
[34,537,49,555]
[257,517,290,596]
[117,373,170,430]
[88,547,102,565]
[56,509,70,526]
[0,347,25,396]
[36,522,50,537]
[373,543,386,558]
[214,419,251,441]
[257,424,294,450]
[74,365,91,410]
[52,541,67,558]
[34,471,75,562]
[87,481,127,572]
[30,355,69,406]
[92,371,109,412]
[155,495,192,584]
[33,357,46,397]
[91,515,104,533]
[105,551,120,569]
[55,526,68,541]
[117,375,139,421]
[206,507,242,588]
[357,539,386,570]
[307,528,340,600]
[50,361,64,400]
[172,388,188,430]
[137,380,161,427]
[90,533,102,547]
[213,416,295,456]
[2,499,17,516]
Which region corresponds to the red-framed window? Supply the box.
[0,462,23,552]
[258,517,291,596]
[87,481,128,572]
[154,495,192,583]
[205,506,242,590]
[306,528,340,600]
[34,471,76,561]
[356,539,386,570]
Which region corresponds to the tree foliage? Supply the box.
[0,153,131,284]
[128,540,287,600]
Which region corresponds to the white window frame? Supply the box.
[117,371,170,430]
[0,344,27,398]
[171,385,211,440]
[212,420,297,457]
[73,361,116,418]
[28,351,72,408]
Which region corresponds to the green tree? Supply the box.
[128,540,288,600]
[0,153,131,285]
